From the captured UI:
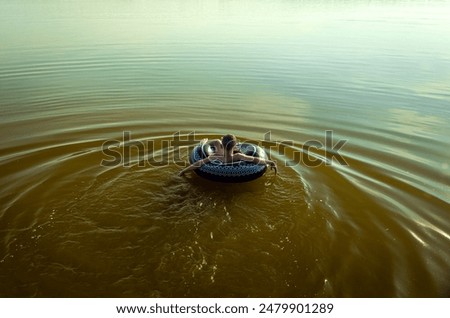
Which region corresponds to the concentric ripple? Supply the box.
[1,0,449,297]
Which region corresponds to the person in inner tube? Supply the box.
[178,134,277,176]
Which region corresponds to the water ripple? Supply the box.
[1,0,450,297]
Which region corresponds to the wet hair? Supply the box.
[222,134,237,151]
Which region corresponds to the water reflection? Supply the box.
[388,108,445,137]
[0,0,449,297]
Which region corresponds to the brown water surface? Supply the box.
[0,0,449,297]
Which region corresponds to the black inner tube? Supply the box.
[189,142,268,183]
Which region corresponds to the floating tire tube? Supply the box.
[189,142,268,183]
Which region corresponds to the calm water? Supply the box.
[1,0,449,297]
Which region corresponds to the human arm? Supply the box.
[178,157,211,176]
[235,153,278,174]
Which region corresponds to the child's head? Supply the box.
[221,134,237,151]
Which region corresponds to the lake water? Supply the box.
[0,0,449,297]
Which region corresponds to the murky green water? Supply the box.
[1,0,449,297]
